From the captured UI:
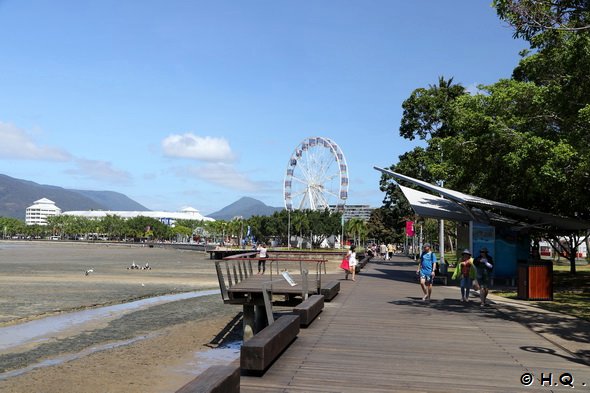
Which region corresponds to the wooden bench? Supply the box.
[241,314,300,373]
[293,295,324,327]
[434,273,448,285]
[175,364,240,393]
[320,280,340,301]
[356,255,371,272]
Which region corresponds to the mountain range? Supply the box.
[0,174,148,219]
[207,197,283,220]
[0,174,284,221]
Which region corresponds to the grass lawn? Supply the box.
[493,263,590,321]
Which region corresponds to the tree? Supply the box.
[0,217,26,237]
[291,211,309,248]
[170,225,192,242]
[305,209,340,248]
[367,208,398,243]
[400,77,467,140]
[345,218,367,247]
[126,216,167,241]
[387,29,590,273]
[99,215,127,240]
[494,0,590,44]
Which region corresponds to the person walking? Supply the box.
[257,243,269,275]
[473,247,494,307]
[345,245,358,281]
[417,243,437,301]
[452,249,476,302]
[380,243,387,259]
[387,243,394,260]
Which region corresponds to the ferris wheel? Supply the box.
[283,136,349,211]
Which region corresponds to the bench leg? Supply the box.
[243,305,255,342]
[255,305,268,333]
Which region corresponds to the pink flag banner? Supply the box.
[405,221,415,237]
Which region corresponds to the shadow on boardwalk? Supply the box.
[370,259,590,367]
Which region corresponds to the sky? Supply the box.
[0,0,527,216]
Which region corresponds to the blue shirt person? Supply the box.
[417,243,437,301]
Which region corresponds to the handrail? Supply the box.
[222,252,258,260]
[215,254,328,303]
[224,256,328,262]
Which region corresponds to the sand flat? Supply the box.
[0,241,240,392]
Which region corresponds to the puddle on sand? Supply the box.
[0,289,220,353]
[171,341,242,377]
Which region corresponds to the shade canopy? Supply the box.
[375,166,590,233]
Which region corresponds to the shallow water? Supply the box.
[0,335,152,380]
[173,341,242,376]
[0,289,219,352]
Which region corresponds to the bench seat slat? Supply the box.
[293,295,324,327]
[241,314,300,373]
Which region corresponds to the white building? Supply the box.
[340,205,374,222]
[25,198,62,225]
[62,206,214,224]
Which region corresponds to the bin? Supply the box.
[517,261,553,301]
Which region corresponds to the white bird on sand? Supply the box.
[141,283,145,286]
[85,268,94,276]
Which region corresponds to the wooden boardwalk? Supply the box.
[240,257,590,392]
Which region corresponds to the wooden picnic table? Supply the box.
[215,255,331,341]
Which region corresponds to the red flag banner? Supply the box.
[405,221,415,237]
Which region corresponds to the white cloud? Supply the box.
[162,133,235,162]
[180,163,263,192]
[0,121,71,161]
[65,158,132,185]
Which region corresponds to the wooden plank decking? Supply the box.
[240,257,590,392]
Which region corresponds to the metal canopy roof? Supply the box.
[398,185,472,222]
[375,166,590,232]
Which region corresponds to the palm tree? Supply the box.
[345,218,366,247]
[291,211,309,249]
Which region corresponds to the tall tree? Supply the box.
[494,0,590,44]
[387,25,590,273]
[400,76,466,140]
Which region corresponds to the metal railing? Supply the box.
[216,253,327,302]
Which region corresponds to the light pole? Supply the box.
[287,209,291,249]
[438,145,446,274]
[340,214,344,250]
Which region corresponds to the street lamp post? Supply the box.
[340,215,344,250]
[287,209,291,249]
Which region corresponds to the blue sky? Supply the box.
[0,1,526,216]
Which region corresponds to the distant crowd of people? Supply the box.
[339,241,495,307]
[366,243,398,260]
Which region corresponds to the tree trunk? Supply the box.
[569,251,577,275]
[568,236,577,275]
[447,234,455,253]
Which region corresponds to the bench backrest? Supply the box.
[215,259,254,302]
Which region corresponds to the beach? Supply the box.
[0,241,240,393]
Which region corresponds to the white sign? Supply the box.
[281,271,297,287]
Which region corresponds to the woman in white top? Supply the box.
[345,245,358,281]
[257,243,268,274]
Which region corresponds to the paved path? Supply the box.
[241,256,590,392]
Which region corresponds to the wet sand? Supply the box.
[0,241,240,392]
